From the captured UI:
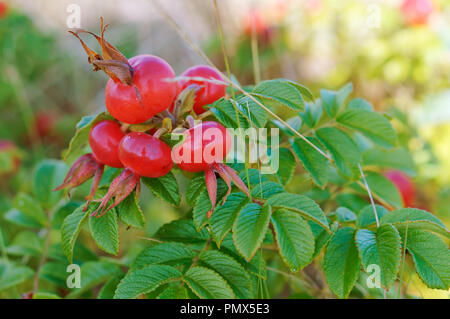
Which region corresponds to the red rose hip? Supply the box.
[70,20,177,124]
[180,65,226,114]
[89,120,124,168]
[384,170,416,207]
[173,121,232,173]
[173,121,248,217]
[106,55,177,124]
[119,132,173,178]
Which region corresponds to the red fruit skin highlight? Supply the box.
[89,120,124,168]
[173,121,232,173]
[384,170,416,207]
[180,65,226,114]
[119,132,173,178]
[105,55,177,124]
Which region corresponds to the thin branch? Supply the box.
[137,236,163,243]
[32,220,52,293]
[358,164,380,227]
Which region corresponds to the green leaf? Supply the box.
[6,231,42,257]
[357,204,389,228]
[33,160,68,210]
[265,193,329,231]
[276,148,296,185]
[336,193,369,213]
[239,168,269,185]
[192,179,229,231]
[89,210,119,255]
[236,95,268,127]
[183,266,235,299]
[210,193,249,246]
[63,112,113,162]
[155,220,209,244]
[13,193,47,227]
[280,79,314,101]
[51,201,81,230]
[309,221,332,258]
[40,261,68,287]
[271,210,314,271]
[354,172,403,209]
[300,100,323,128]
[362,148,416,176]
[32,292,62,299]
[337,109,397,149]
[347,98,373,111]
[355,224,401,288]
[250,181,284,200]
[132,243,195,271]
[68,261,122,297]
[97,275,123,299]
[117,192,145,229]
[400,229,450,290]
[381,208,449,238]
[321,83,353,117]
[336,207,357,223]
[157,283,189,299]
[61,206,89,263]
[252,79,305,111]
[142,172,181,206]
[199,250,252,299]
[186,175,206,206]
[211,98,250,129]
[271,116,303,137]
[233,204,271,260]
[114,265,182,299]
[3,209,43,228]
[324,227,360,299]
[0,259,34,291]
[290,137,329,187]
[316,127,361,179]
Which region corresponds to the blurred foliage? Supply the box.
[0,1,448,299]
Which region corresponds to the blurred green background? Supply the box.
[0,0,449,298]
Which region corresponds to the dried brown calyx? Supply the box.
[69,17,133,85]
[90,168,140,217]
[54,153,104,209]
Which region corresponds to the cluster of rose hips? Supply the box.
[55,20,249,217]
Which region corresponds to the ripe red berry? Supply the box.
[384,170,416,207]
[173,121,249,217]
[172,121,231,173]
[180,65,226,114]
[89,120,124,168]
[92,132,174,217]
[119,132,173,178]
[401,0,433,26]
[34,112,55,138]
[0,2,8,19]
[106,55,177,124]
